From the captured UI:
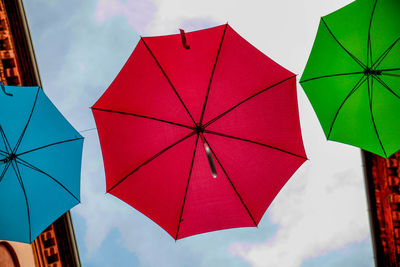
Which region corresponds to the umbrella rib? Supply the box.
[203,135,257,226]
[373,75,400,100]
[373,38,400,69]
[0,161,11,183]
[91,107,193,130]
[300,72,364,84]
[175,134,199,240]
[199,24,228,125]
[0,125,12,153]
[141,38,197,126]
[373,39,400,69]
[107,132,196,193]
[367,76,387,157]
[382,73,400,78]
[13,87,40,154]
[11,160,32,242]
[204,75,296,128]
[16,137,84,157]
[0,148,7,157]
[16,158,80,203]
[381,68,400,72]
[366,0,378,68]
[328,75,367,139]
[321,18,366,69]
[373,47,394,69]
[205,130,307,160]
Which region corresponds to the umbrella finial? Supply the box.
[0,81,12,96]
[179,29,190,49]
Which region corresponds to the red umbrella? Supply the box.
[92,24,307,239]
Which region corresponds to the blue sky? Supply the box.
[24,0,374,266]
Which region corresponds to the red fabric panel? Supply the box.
[142,25,226,122]
[177,139,254,239]
[92,109,193,191]
[205,133,306,223]
[206,77,306,157]
[202,25,294,124]
[93,24,307,238]
[93,40,193,126]
[110,136,197,238]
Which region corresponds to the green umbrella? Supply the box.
[300,0,400,158]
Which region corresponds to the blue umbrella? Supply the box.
[0,83,83,243]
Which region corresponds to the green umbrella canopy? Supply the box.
[300,0,400,158]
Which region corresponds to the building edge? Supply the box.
[1,0,82,266]
[363,150,400,267]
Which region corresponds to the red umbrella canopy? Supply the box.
[92,24,307,239]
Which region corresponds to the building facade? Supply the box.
[364,151,400,267]
[0,0,81,266]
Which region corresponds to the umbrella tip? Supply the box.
[0,81,12,96]
[179,29,190,49]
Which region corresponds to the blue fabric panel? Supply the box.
[0,86,39,150]
[0,162,30,242]
[18,138,83,200]
[17,88,82,154]
[18,162,79,242]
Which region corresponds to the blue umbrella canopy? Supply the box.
[0,84,83,243]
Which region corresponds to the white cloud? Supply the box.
[230,171,370,267]
[73,132,120,255]
[93,0,353,73]
[95,0,157,34]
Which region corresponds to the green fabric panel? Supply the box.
[378,72,400,100]
[300,19,362,83]
[377,42,400,70]
[329,79,385,157]
[301,74,365,135]
[372,77,400,157]
[323,0,373,65]
[370,0,400,65]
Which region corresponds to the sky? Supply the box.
[23,0,374,266]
